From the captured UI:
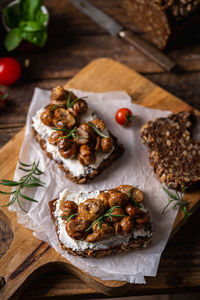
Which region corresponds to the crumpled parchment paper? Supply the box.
[9,88,180,283]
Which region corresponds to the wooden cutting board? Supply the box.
[0,58,200,300]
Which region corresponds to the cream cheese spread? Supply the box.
[32,107,114,177]
[53,189,152,251]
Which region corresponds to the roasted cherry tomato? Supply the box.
[0,92,8,109]
[115,108,135,126]
[0,57,21,86]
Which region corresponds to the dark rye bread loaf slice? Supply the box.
[33,127,124,184]
[120,0,200,49]
[49,198,152,258]
[140,111,200,190]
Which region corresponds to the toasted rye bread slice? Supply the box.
[32,127,124,184]
[49,198,152,258]
[140,111,200,190]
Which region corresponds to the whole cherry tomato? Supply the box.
[0,92,8,109]
[115,108,135,126]
[0,57,21,86]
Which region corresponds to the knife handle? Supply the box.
[119,30,175,72]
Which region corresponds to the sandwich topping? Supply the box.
[32,87,114,177]
[53,185,152,251]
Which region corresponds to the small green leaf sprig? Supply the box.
[0,159,44,212]
[61,210,77,222]
[162,186,191,223]
[127,187,142,208]
[88,122,109,138]
[85,205,125,232]
[53,126,78,140]
[50,92,87,112]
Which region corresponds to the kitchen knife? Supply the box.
[71,0,176,72]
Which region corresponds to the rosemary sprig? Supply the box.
[128,187,142,208]
[88,122,109,138]
[67,92,86,108]
[162,186,191,223]
[85,205,125,232]
[61,210,77,222]
[53,127,77,139]
[53,126,85,141]
[50,93,87,111]
[0,159,44,212]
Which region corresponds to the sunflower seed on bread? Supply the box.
[140,111,200,190]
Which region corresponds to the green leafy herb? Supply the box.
[53,126,78,140]
[0,159,44,212]
[61,210,77,222]
[127,187,142,208]
[66,92,86,109]
[85,205,125,232]
[50,94,87,112]
[88,122,109,138]
[3,0,49,51]
[162,186,191,223]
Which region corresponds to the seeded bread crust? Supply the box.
[32,127,124,184]
[140,111,200,190]
[49,199,152,258]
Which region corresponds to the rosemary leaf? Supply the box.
[19,167,33,172]
[18,160,32,167]
[67,91,72,108]
[24,183,44,188]
[162,186,178,201]
[19,193,38,202]
[88,122,109,138]
[162,186,190,223]
[85,205,122,232]
[0,190,15,195]
[0,180,20,186]
[0,159,44,212]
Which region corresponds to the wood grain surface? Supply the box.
[0,58,200,299]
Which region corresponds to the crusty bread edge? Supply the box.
[49,199,152,258]
[32,127,124,184]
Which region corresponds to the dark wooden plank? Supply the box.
[1,68,200,149]
[1,0,200,77]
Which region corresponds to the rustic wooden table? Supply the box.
[0,0,200,299]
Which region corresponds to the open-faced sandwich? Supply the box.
[141,111,200,190]
[49,185,152,257]
[32,86,124,183]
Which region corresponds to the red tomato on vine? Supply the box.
[0,57,21,86]
[115,108,135,126]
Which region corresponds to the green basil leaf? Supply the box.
[35,9,49,25]
[20,20,46,32]
[22,30,47,47]
[5,28,23,51]
[3,4,21,29]
[20,0,42,21]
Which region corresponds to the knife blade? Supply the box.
[71,0,176,72]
